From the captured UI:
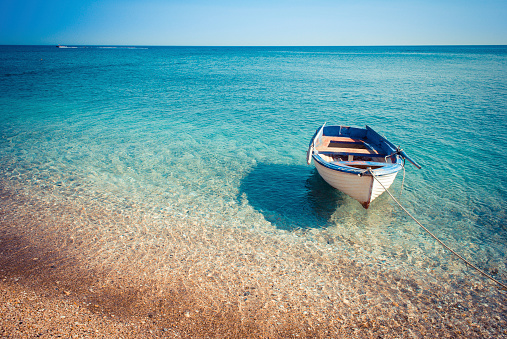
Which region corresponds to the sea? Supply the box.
[0,45,506,335]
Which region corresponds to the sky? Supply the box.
[1,0,506,46]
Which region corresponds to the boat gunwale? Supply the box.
[309,124,404,176]
[312,153,403,176]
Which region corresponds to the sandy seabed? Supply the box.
[1,179,506,338]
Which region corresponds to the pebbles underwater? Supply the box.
[1,176,506,337]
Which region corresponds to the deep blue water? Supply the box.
[1,45,506,281]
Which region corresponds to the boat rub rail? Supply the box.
[313,153,401,176]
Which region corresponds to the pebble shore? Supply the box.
[1,183,506,338]
[2,265,506,338]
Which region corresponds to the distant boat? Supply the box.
[307,123,421,208]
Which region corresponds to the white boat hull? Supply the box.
[314,160,398,208]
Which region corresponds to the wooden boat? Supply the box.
[307,124,421,208]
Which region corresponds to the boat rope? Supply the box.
[385,146,404,162]
[368,168,507,290]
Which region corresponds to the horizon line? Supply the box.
[3,44,507,47]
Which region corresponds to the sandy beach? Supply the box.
[1,180,506,339]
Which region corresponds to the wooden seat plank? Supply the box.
[321,136,363,144]
[315,145,381,154]
[317,149,387,157]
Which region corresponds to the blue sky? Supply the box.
[1,0,506,46]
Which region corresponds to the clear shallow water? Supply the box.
[1,45,506,287]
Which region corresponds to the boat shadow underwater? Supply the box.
[238,163,348,231]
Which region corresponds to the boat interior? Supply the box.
[314,136,392,168]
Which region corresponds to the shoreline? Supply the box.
[1,182,506,338]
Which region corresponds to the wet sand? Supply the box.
[1,182,506,338]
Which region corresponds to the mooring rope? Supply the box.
[368,168,507,290]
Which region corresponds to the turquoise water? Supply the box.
[1,45,506,287]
